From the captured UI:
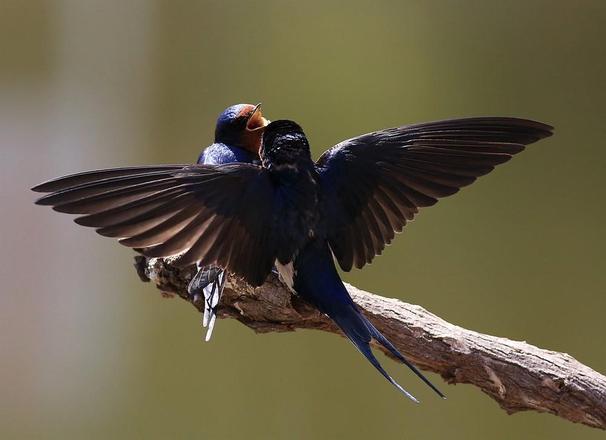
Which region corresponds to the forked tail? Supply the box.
[294,242,445,402]
[328,302,445,402]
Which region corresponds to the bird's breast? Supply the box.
[270,166,322,266]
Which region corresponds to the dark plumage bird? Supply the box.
[190,103,269,340]
[33,115,553,402]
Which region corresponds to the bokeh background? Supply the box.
[2,1,605,439]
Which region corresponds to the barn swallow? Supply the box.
[190,103,268,341]
[32,115,553,402]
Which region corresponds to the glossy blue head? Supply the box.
[215,103,269,154]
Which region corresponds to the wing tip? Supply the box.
[51,203,80,214]
[74,215,93,226]
[33,195,50,205]
[31,181,55,193]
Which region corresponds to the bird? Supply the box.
[32,115,553,402]
[189,103,269,341]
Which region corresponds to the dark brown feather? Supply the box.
[33,164,279,287]
[119,205,204,248]
[32,165,186,193]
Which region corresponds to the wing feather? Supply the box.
[317,117,553,271]
[34,164,277,286]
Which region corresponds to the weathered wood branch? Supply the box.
[134,256,606,430]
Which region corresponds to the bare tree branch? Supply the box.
[134,256,606,430]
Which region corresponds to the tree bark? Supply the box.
[134,256,606,430]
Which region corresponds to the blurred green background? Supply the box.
[2,0,605,438]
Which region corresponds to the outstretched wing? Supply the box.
[33,164,277,286]
[316,117,553,271]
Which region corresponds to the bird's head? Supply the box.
[260,120,312,171]
[214,103,270,154]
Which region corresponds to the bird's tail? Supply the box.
[327,301,445,402]
[188,265,226,342]
[294,242,444,402]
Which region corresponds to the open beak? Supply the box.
[246,103,270,131]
